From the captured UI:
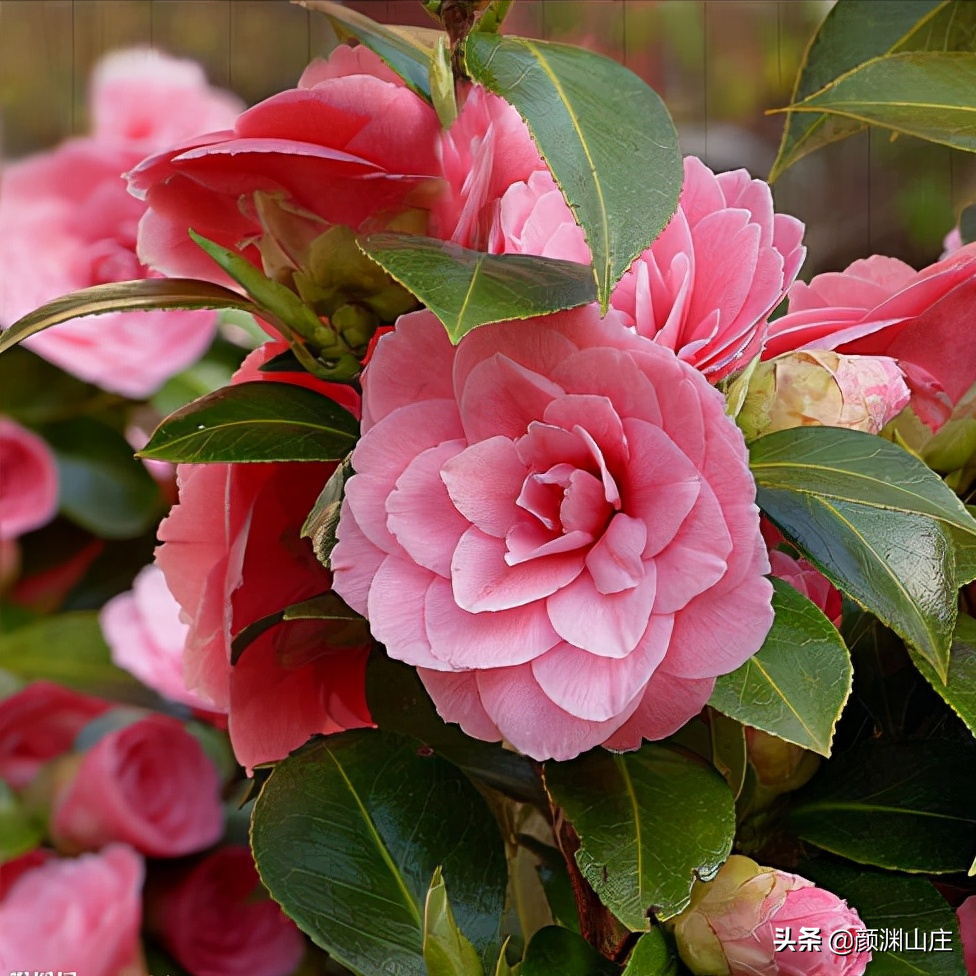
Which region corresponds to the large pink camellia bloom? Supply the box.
[0,844,145,976]
[147,846,305,976]
[155,341,372,770]
[332,308,773,761]
[0,417,59,540]
[765,244,976,430]
[0,49,242,397]
[128,45,441,285]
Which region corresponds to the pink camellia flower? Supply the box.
[765,244,976,431]
[0,49,243,398]
[0,681,111,790]
[50,713,223,858]
[672,855,871,976]
[942,227,963,258]
[0,844,145,976]
[958,895,976,976]
[155,341,372,771]
[100,564,214,711]
[769,551,843,628]
[147,846,305,976]
[0,417,58,540]
[128,44,441,286]
[0,850,54,903]
[332,307,773,761]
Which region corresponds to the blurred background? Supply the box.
[1,0,974,274]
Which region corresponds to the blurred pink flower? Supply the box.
[0,48,242,397]
[0,681,111,790]
[100,564,214,711]
[673,855,870,976]
[155,342,372,771]
[0,417,58,540]
[0,844,145,976]
[942,227,963,258]
[50,713,223,858]
[769,550,842,627]
[147,846,305,976]
[958,895,976,976]
[129,44,441,286]
[332,308,772,761]
[765,245,976,430]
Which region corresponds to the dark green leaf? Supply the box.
[0,781,45,863]
[43,417,162,539]
[252,730,506,976]
[801,859,966,976]
[621,930,678,976]
[366,654,545,806]
[0,347,103,425]
[960,203,976,246]
[789,739,976,873]
[769,0,951,180]
[303,454,354,569]
[515,834,580,933]
[544,745,735,926]
[0,612,151,704]
[911,613,976,738]
[759,489,957,682]
[707,709,748,800]
[358,234,596,344]
[0,278,258,354]
[709,580,853,756]
[424,867,485,976]
[784,52,976,155]
[297,0,442,101]
[463,34,681,310]
[140,381,358,463]
[519,927,619,976]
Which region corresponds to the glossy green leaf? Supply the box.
[789,739,976,873]
[298,0,442,101]
[709,580,852,756]
[0,612,150,703]
[621,930,678,976]
[707,710,748,800]
[358,234,596,343]
[544,745,735,926]
[784,52,976,155]
[0,781,45,864]
[0,278,258,356]
[43,417,163,539]
[252,730,506,976]
[759,489,956,681]
[519,927,619,976]
[303,453,354,569]
[464,34,682,310]
[769,0,954,180]
[910,613,976,738]
[140,381,358,463]
[801,860,966,976]
[424,868,485,976]
[750,426,976,537]
[366,654,545,806]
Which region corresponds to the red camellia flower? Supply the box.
[0,844,144,976]
[0,681,111,790]
[50,713,224,858]
[147,846,305,976]
[332,307,773,761]
[155,341,372,771]
[765,244,976,430]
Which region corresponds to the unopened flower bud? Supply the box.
[672,855,871,976]
[738,351,910,441]
[332,303,379,353]
[744,728,819,796]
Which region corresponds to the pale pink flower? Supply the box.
[942,227,963,258]
[100,564,213,711]
[0,417,58,540]
[147,846,305,976]
[0,49,243,397]
[673,855,870,976]
[50,713,224,858]
[332,308,772,762]
[765,244,976,430]
[0,844,145,976]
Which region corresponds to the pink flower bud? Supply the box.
[0,417,58,541]
[672,855,871,976]
[738,351,911,441]
[768,550,842,628]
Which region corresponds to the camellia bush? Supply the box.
[1,1,976,974]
